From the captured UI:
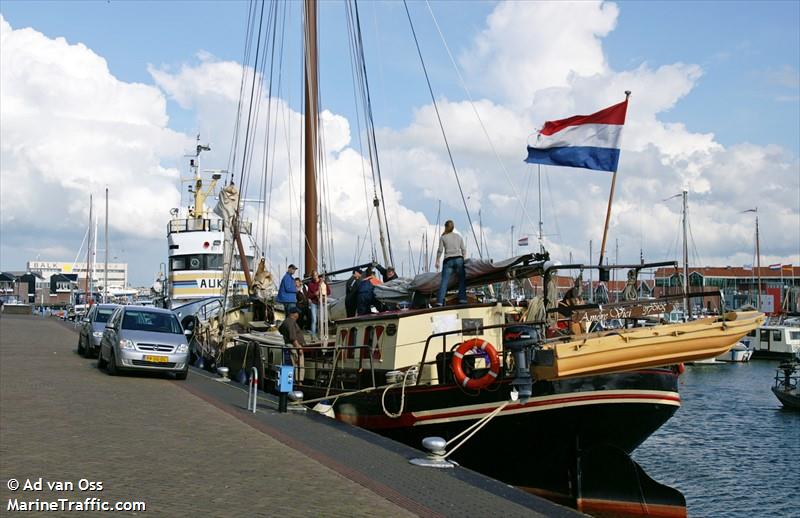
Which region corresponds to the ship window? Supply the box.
[789,331,800,341]
[760,329,770,342]
[206,255,223,270]
[171,257,186,270]
[189,257,202,269]
[772,330,782,342]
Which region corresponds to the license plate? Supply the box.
[144,355,168,363]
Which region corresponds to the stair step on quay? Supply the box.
[0,315,583,517]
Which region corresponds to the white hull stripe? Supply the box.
[410,389,680,427]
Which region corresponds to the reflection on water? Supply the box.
[633,360,799,517]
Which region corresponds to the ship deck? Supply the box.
[0,314,582,517]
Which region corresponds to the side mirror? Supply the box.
[82,318,91,323]
[183,329,192,336]
[105,324,114,330]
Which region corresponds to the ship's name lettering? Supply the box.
[197,279,226,289]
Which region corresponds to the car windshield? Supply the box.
[95,309,115,323]
[121,310,182,334]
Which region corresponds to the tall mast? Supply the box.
[682,190,690,318]
[755,213,762,310]
[86,194,92,304]
[303,0,319,275]
[104,187,109,303]
[537,165,544,252]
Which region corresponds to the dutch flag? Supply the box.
[518,236,529,247]
[525,98,629,173]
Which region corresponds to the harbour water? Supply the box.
[634,360,799,517]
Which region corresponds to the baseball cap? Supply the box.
[288,264,297,270]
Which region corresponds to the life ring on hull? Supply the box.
[451,338,501,390]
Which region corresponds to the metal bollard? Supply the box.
[246,366,259,413]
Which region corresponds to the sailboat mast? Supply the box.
[538,165,544,252]
[86,194,92,304]
[682,190,690,318]
[104,187,109,303]
[303,0,319,275]
[755,214,762,310]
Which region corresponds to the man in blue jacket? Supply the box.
[276,264,298,313]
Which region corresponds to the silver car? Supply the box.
[77,304,119,358]
[98,306,190,380]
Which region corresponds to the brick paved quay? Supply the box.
[0,315,582,517]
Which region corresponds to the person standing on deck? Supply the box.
[434,220,467,306]
[276,264,298,313]
[356,267,381,316]
[278,307,305,385]
[375,264,398,282]
[307,270,330,339]
[345,269,362,318]
[294,278,310,329]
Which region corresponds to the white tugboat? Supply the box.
[166,139,257,309]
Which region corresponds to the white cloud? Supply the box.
[2,1,798,284]
[0,15,190,274]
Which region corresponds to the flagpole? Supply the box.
[598,91,630,279]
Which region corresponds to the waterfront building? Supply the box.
[26,260,128,292]
[654,266,800,314]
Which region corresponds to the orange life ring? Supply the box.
[451,338,501,390]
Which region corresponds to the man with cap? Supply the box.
[375,263,398,282]
[276,264,298,313]
[345,268,362,318]
[278,306,305,384]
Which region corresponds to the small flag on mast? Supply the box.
[525,98,629,172]
[518,236,529,247]
[769,263,781,270]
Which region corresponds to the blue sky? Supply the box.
[1,1,798,285]
[4,0,797,151]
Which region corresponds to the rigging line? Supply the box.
[258,0,283,253]
[228,0,258,175]
[543,166,561,239]
[424,0,538,236]
[265,2,289,255]
[237,0,267,194]
[353,0,395,265]
[402,0,481,258]
[242,0,278,202]
[345,2,378,260]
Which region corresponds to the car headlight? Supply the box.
[176,344,189,354]
[92,331,103,338]
[119,339,135,350]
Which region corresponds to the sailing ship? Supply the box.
[188,2,765,515]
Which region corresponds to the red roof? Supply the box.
[654,266,799,279]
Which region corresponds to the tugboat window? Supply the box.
[171,257,186,270]
[772,330,782,342]
[189,257,202,269]
[760,329,770,342]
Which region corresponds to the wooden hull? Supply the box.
[534,312,764,380]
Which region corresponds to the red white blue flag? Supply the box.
[769,263,781,270]
[525,98,629,172]
[518,236,529,247]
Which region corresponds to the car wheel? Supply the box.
[77,337,85,357]
[174,366,188,381]
[107,350,118,376]
[97,348,107,369]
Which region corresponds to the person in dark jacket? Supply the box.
[356,268,380,316]
[375,263,398,282]
[345,269,362,318]
[276,264,298,312]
